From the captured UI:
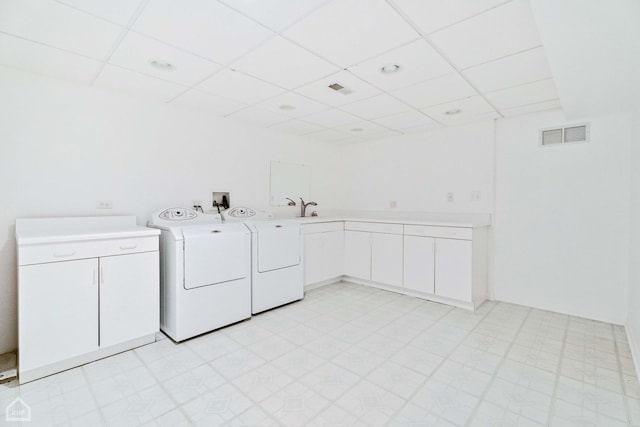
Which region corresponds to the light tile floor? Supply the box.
[2,281,639,426]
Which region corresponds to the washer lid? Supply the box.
[221,207,273,222]
[148,207,222,230]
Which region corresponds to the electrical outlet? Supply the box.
[389,200,397,209]
[471,191,481,202]
[96,200,113,209]
[447,192,454,202]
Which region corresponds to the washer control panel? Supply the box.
[226,207,256,218]
[159,207,198,221]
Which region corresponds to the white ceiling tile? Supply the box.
[400,123,444,134]
[462,47,552,92]
[109,32,221,86]
[334,119,392,137]
[226,105,290,126]
[219,0,330,31]
[299,108,364,128]
[485,78,558,110]
[56,0,144,26]
[0,33,102,84]
[364,130,404,141]
[93,64,186,102]
[372,110,438,130]
[0,0,122,59]
[259,92,328,118]
[269,119,326,135]
[170,89,246,116]
[392,73,477,109]
[340,94,410,120]
[348,39,454,91]
[500,99,562,117]
[305,129,353,142]
[196,69,285,104]
[421,95,497,124]
[429,0,542,68]
[132,0,274,63]
[390,0,509,35]
[231,36,339,89]
[283,0,419,67]
[295,70,381,107]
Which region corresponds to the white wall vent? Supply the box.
[540,123,590,146]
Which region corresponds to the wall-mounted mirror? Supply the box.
[270,161,310,206]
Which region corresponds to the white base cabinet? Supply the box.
[434,238,473,302]
[303,222,344,286]
[343,230,370,280]
[19,259,99,374]
[16,216,160,384]
[303,219,489,309]
[403,235,435,294]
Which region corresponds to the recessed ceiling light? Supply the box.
[148,59,175,71]
[444,108,462,115]
[278,105,296,111]
[380,64,400,74]
[350,128,364,132]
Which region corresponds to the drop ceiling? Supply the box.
[0,0,562,143]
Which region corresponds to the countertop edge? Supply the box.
[296,217,491,228]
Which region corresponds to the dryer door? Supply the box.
[255,221,301,273]
[183,224,250,289]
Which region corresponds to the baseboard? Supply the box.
[304,276,344,291]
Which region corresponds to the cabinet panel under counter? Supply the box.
[302,217,489,311]
[15,216,160,384]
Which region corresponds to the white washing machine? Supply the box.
[222,207,304,314]
[148,207,251,341]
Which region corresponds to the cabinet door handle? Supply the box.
[119,244,137,250]
[100,265,105,284]
[53,251,75,258]
[93,268,97,285]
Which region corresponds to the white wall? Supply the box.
[493,109,632,324]
[336,121,495,214]
[628,109,640,365]
[0,67,338,354]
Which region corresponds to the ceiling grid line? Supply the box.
[0,0,563,142]
[88,0,151,85]
[385,0,505,119]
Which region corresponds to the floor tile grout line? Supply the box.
[79,365,110,427]
[381,300,501,426]
[545,314,571,426]
[461,305,533,427]
[130,346,197,427]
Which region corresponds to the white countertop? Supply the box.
[16,216,160,245]
[295,211,492,228]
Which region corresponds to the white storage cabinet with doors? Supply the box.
[344,221,404,287]
[302,221,344,287]
[15,216,160,383]
[403,225,488,308]
[340,220,488,310]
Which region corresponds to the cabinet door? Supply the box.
[19,259,98,372]
[435,239,472,302]
[371,233,403,286]
[403,235,435,294]
[304,233,323,286]
[344,231,371,280]
[99,252,159,347]
[322,230,344,280]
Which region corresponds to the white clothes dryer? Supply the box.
[148,207,251,341]
[222,207,304,314]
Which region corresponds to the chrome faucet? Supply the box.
[300,198,317,217]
